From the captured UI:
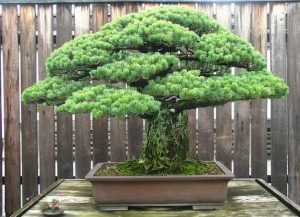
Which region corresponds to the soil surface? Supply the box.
[95,161,224,176]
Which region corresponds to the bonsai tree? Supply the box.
[22,6,288,174]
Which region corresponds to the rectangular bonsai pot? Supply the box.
[85,161,234,210]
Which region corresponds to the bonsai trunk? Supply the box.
[141,109,189,172]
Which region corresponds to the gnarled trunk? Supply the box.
[141,109,189,172]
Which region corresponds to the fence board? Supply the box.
[287,2,300,204]
[250,3,267,180]
[3,6,20,216]
[215,4,233,170]
[20,5,38,203]
[197,3,214,161]
[270,3,288,195]
[178,3,197,158]
[56,4,73,179]
[38,5,55,191]
[144,3,160,9]
[74,4,91,178]
[91,4,109,164]
[128,117,144,160]
[126,3,144,160]
[233,3,251,178]
[179,3,195,8]
[109,3,129,162]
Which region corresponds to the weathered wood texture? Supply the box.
[74,4,92,178]
[56,4,74,179]
[178,3,198,158]
[20,5,38,204]
[38,5,56,192]
[250,3,268,180]
[109,4,127,162]
[233,3,251,178]
[3,6,21,216]
[144,2,161,9]
[197,3,214,161]
[109,3,143,162]
[128,117,144,160]
[215,4,233,170]
[91,4,109,165]
[270,3,288,195]
[126,4,144,160]
[20,180,299,217]
[287,2,300,204]
[2,2,300,215]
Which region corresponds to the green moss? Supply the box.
[95,159,223,176]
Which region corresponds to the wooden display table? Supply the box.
[12,179,300,216]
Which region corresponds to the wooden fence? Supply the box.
[0,0,299,216]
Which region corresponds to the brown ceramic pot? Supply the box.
[85,161,234,210]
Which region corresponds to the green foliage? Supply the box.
[104,17,200,52]
[46,37,113,79]
[57,85,161,118]
[22,76,91,105]
[195,31,267,70]
[142,6,224,35]
[90,53,179,83]
[144,70,288,107]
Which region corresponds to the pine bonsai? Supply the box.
[22,6,288,175]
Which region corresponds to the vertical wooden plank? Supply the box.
[178,3,197,158]
[110,3,139,162]
[125,2,142,14]
[126,3,144,160]
[198,3,213,15]
[74,4,91,178]
[233,3,251,178]
[3,5,20,216]
[128,117,143,160]
[180,3,196,9]
[197,3,215,161]
[215,4,233,169]
[250,3,267,180]
[91,4,109,164]
[287,2,300,204]
[38,5,55,191]
[110,3,126,162]
[56,4,73,179]
[270,3,288,195]
[144,3,160,10]
[20,5,38,203]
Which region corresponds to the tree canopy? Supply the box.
[22,6,288,118]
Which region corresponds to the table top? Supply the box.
[13,179,300,217]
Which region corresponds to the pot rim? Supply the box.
[85,161,235,181]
